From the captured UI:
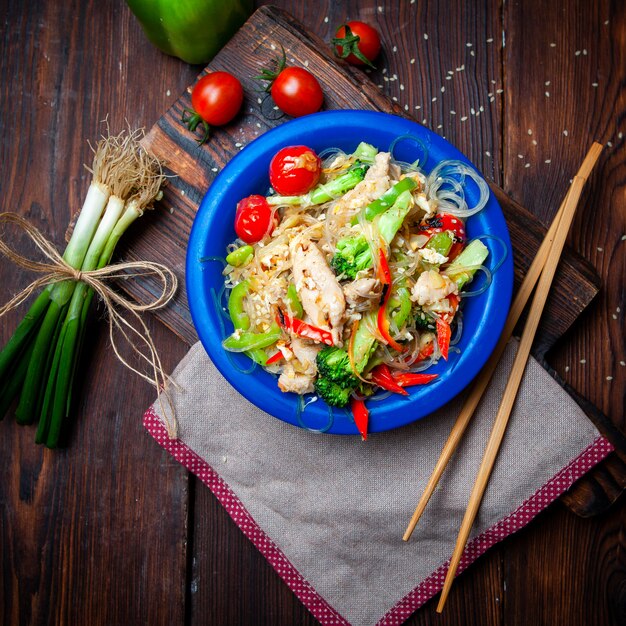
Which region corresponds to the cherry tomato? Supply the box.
[269,146,322,195]
[183,72,244,145]
[271,67,324,117]
[191,72,244,126]
[333,21,381,67]
[418,213,467,260]
[234,195,275,244]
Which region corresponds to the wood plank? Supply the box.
[0,1,192,624]
[501,0,626,621]
[502,0,626,515]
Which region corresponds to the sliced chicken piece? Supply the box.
[411,270,458,306]
[418,248,448,265]
[343,277,381,306]
[278,364,316,395]
[291,237,346,344]
[277,338,320,394]
[333,151,392,213]
[290,337,321,376]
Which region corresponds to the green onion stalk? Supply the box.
[39,147,166,448]
[0,128,167,448]
[3,133,121,425]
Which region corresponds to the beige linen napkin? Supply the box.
[145,338,611,626]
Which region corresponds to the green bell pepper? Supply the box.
[126,0,253,65]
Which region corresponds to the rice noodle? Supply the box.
[389,134,430,168]
[450,310,464,346]
[458,265,492,298]
[475,234,508,274]
[295,394,335,433]
[426,160,490,218]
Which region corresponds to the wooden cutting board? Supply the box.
[111,6,623,514]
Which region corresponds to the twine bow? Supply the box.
[0,212,179,438]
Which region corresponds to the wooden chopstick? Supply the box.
[436,141,603,613]
[402,143,603,542]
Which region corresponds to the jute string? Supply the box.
[0,212,179,438]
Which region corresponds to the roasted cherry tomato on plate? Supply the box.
[419,213,467,260]
[332,21,381,68]
[269,146,322,195]
[182,72,244,145]
[234,195,275,243]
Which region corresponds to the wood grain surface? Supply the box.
[0,2,624,626]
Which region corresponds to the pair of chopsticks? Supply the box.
[402,142,604,612]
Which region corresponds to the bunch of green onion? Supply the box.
[0,129,165,447]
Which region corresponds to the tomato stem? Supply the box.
[253,44,287,92]
[181,109,211,146]
[331,24,376,69]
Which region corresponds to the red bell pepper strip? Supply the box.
[376,280,405,352]
[377,248,391,285]
[392,372,438,387]
[370,364,408,395]
[436,317,451,361]
[377,303,404,352]
[375,248,404,351]
[276,309,334,346]
[416,340,435,362]
[351,397,369,441]
[443,293,460,322]
[265,350,284,365]
[435,292,459,361]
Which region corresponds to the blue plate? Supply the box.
[187,110,513,435]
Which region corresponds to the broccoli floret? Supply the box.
[316,346,358,388]
[331,190,414,279]
[330,236,373,279]
[314,377,353,407]
[308,161,369,205]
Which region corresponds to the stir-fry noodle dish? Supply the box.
[216,140,502,435]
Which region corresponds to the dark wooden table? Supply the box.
[1,1,624,625]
